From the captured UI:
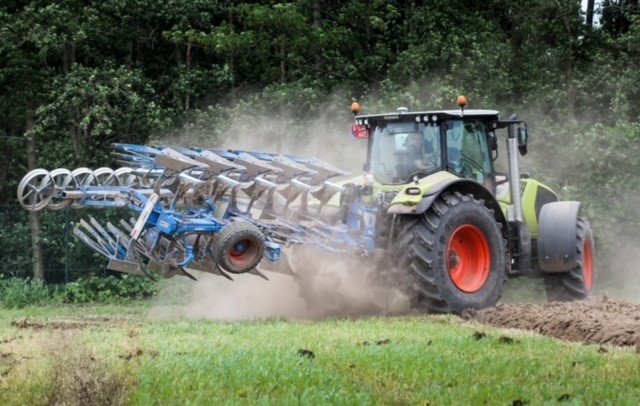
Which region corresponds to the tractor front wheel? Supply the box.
[394,192,507,313]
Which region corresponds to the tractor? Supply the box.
[342,95,596,313]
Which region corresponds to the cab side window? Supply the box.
[445,120,492,183]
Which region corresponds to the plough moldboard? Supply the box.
[17,144,376,282]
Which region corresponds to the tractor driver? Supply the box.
[406,133,433,171]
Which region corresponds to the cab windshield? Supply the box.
[369,122,442,184]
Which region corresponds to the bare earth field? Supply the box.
[464,297,640,350]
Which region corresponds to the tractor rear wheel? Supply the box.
[543,217,595,301]
[394,192,507,313]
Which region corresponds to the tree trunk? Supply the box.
[313,0,323,81]
[408,0,416,82]
[586,0,595,26]
[186,41,192,110]
[0,139,12,196]
[176,43,184,110]
[280,43,286,83]
[227,5,236,99]
[63,42,83,165]
[565,63,575,122]
[559,7,576,122]
[25,103,45,281]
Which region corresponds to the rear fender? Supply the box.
[537,201,581,273]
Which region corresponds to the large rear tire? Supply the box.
[394,192,507,313]
[544,216,595,301]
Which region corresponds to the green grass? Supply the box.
[0,304,638,405]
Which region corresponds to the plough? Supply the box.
[17,143,374,281]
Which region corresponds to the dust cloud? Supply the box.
[284,246,411,318]
[216,102,367,174]
[148,247,411,321]
[148,96,410,321]
[147,271,309,321]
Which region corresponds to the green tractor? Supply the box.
[346,96,596,313]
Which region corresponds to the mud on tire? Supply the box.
[394,191,507,314]
[544,216,595,302]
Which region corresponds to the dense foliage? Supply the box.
[1,1,639,290]
[0,274,158,308]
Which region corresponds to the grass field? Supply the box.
[0,301,639,406]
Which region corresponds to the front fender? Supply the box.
[387,178,507,235]
[386,171,458,215]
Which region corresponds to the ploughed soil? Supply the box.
[463,297,640,350]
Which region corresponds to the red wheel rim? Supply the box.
[229,238,259,268]
[447,225,491,293]
[583,239,594,291]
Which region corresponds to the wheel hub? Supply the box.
[448,251,461,269]
[447,224,491,293]
[232,241,247,256]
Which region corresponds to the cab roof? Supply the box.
[355,109,501,123]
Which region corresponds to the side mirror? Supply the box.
[489,133,499,160]
[489,133,498,151]
[517,126,528,156]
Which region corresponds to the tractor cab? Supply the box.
[352,105,502,192]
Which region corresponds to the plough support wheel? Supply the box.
[213,221,265,274]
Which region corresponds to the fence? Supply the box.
[0,204,126,283]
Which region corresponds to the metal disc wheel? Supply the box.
[70,167,98,208]
[48,168,77,211]
[71,167,98,186]
[94,167,119,186]
[115,167,137,187]
[17,169,53,211]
